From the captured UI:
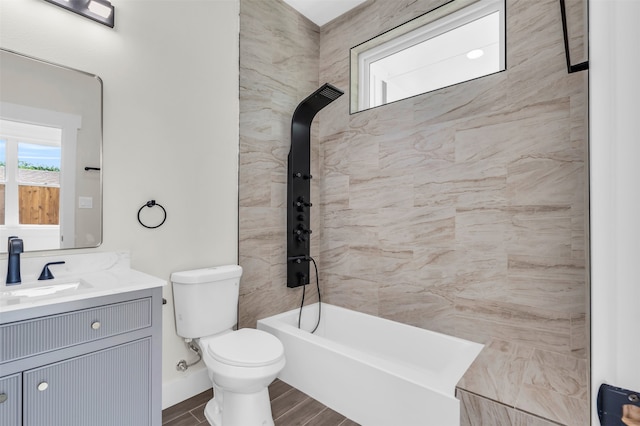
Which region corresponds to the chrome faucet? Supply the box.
[6,236,23,285]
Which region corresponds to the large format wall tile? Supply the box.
[239,0,589,424]
[239,0,321,328]
[316,0,589,424]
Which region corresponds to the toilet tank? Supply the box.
[171,265,242,339]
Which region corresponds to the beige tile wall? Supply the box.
[239,0,589,424]
[239,0,321,327]
[317,0,589,424]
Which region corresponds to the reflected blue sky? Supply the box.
[0,140,61,169]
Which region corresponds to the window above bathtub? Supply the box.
[350,0,506,113]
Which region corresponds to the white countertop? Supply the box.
[0,251,166,314]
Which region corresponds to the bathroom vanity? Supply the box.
[0,252,165,426]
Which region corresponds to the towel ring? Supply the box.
[137,200,167,229]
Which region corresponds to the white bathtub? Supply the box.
[257,303,483,426]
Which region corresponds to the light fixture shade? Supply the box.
[43,0,115,28]
[88,0,113,19]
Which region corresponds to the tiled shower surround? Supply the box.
[239,0,589,425]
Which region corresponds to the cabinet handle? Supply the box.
[37,382,49,391]
[91,321,101,330]
[0,393,7,403]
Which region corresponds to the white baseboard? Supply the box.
[162,366,212,409]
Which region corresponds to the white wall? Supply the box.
[590,0,640,423]
[0,0,240,408]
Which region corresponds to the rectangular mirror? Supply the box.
[0,49,102,252]
[350,0,506,113]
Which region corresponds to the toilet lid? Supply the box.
[206,328,284,367]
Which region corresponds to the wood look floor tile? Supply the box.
[163,380,360,425]
[339,419,361,426]
[190,402,208,423]
[162,389,213,424]
[162,412,203,426]
[271,387,311,419]
[270,378,295,400]
[305,407,348,425]
[275,397,326,425]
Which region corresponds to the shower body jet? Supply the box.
[287,83,343,288]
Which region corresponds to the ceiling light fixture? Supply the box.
[466,49,484,60]
[43,0,115,28]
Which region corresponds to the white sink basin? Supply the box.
[0,280,92,306]
[0,251,166,314]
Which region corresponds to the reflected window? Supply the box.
[18,141,61,225]
[0,119,62,245]
[351,0,506,112]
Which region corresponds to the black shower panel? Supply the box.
[287,83,343,288]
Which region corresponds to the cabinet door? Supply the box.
[23,338,151,426]
[0,373,21,426]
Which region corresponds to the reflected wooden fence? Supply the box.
[20,186,60,225]
[0,184,60,225]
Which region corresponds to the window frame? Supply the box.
[0,103,80,250]
[351,0,506,112]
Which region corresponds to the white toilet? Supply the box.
[171,265,285,426]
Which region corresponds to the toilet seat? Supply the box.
[203,328,284,368]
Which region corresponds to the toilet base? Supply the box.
[204,388,275,426]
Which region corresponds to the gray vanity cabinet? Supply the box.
[0,287,163,426]
[0,373,21,425]
[23,338,151,426]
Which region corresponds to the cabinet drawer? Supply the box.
[0,298,151,363]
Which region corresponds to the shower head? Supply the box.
[292,83,344,126]
[318,84,343,101]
